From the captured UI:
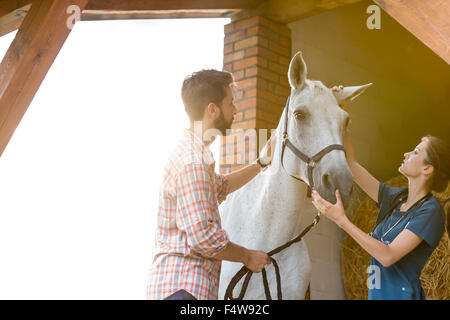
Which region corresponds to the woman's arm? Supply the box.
[345,130,380,202]
[330,85,379,202]
[311,190,423,267]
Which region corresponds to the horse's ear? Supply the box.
[333,83,373,108]
[288,51,307,91]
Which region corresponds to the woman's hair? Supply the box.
[444,199,450,235]
[181,69,234,121]
[422,135,450,194]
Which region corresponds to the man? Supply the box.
[147,69,274,300]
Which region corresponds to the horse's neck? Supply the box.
[251,117,312,235]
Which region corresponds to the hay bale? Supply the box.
[342,175,450,300]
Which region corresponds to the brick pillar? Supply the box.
[220,16,291,174]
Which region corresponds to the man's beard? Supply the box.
[214,108,233,136]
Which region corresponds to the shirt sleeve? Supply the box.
[405,203,446,248]
[175,162,229,258]
[213,173,230,204]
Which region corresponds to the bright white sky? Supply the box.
[0,18,228,299]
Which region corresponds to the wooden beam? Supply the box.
[231,0,362,23]
[81,0,265,21]
[0,3,30,37]
[84,0,264,11]
[0,0,32,18]
[1,0,266,34]
[373,0,450,65]
[81,10,235,21]
[0,0,89,157]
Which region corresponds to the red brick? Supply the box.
[268,103,284,114]
[247,26,258,37]
[244,88,257,98]
[232,70,244,81]
[245,46,258,58]
[256,46,279,62]
[260,89,280,104]
[236,98,257,110]
[268,61,287,75]
[232,119,257,130]
[268,20,291,37]
[234,36,258,50]
[224,30,246,44]
[278,56,290,67]
[244,108,257,119]
[235,16,261,30]
[224,50,245,64]
[223,63,233,72]
[233,56,258,70]
[268,41,290,57]
[258,38,269,48]
[279,36,291,49]
[258,110,280,124]
[224,22,235,34]
[245,67,257,78]
[257,68,279,83]
[224,43,233,54]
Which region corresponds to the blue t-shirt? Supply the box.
[368,183,446,300]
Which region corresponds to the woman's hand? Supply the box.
[311,189,348,227]
[331,85,344,92]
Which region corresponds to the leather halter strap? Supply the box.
[280,95,346,191]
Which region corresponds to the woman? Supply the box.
[311,86,449,300]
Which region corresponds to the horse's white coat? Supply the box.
[218,52,372,300]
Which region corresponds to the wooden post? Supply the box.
[0,0,89,157]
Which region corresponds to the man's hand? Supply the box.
[244,249,271,273]
[258,133,277,167]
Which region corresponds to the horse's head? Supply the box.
[283,51,372,208]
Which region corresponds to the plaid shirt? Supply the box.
[147,129,230,300]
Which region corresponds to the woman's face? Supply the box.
[398,140,432,178]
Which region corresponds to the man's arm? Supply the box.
[225,163,261,194]
[212,241,271,273]
[176,163,270,273]
[225,133,276,193]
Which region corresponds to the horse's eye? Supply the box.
[294,111,304,120]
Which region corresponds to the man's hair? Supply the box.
[181,69,234,121]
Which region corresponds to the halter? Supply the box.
[280,95,346,194]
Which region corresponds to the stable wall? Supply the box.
[289,0,450,299]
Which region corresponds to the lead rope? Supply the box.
[223,212,321,300]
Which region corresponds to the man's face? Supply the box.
[214,86,237,136]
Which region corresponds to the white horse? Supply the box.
[218,51,372,300]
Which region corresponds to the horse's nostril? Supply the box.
[323,174,330,187]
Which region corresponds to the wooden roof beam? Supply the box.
[0,0,89,157]
[231,0,362,23]
[0,0,33,18]
[373,0,450,65]
[0,3,31,37]
[84,0,264,11]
